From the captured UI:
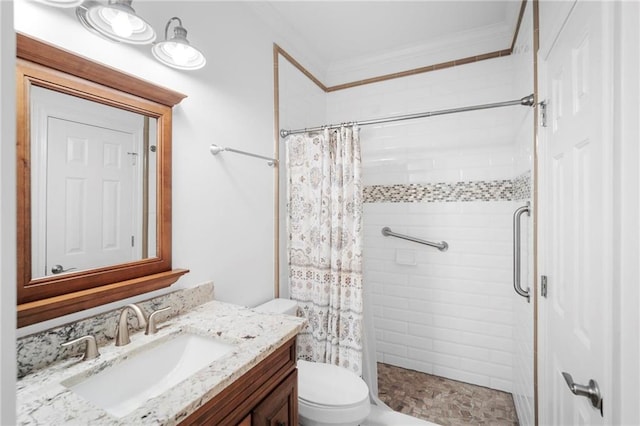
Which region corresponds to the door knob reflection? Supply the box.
[51,264,77,274]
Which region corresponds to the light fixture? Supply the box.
[76,0,156,45]
[33,0,85,7]
[152,17,206,71]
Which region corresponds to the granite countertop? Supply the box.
[17,300,306,425]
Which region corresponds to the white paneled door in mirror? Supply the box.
[30,86,158,279]
[46,118,135,277]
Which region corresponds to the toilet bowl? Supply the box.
[254,298,371,426]
[297,359,371,426]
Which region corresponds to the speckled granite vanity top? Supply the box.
[17,301,305,425]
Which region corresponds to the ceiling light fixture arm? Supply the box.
[165,17,186,42]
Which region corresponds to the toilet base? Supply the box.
[299,397,370,426]
[299,416,363,426]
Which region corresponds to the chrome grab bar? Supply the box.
[513,202,531,302]
[381,227,448,252]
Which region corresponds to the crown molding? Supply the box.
[269,0,528,93]
[325,22,512,86]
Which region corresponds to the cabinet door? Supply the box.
[237,414,251,426]
[252,369,297,426]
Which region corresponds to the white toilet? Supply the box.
[254,299,371,426]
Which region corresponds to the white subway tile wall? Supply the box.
[364,201,517,392]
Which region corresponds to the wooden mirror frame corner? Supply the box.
[16,33,189,327]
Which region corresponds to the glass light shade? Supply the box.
[83,1,156,44]
[152,40,206,70]
[151,19,206,71]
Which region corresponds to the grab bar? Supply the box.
[381,227,448,252]
[513,202,531,302]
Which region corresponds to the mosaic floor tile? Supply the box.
[377,363,519,426]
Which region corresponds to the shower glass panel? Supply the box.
[278,3,535,424]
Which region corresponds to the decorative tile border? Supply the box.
[513,171,532,201]
[364,173,531,203]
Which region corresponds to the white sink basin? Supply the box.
[63,333,235,418]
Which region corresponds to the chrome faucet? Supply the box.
[115,304,148,346]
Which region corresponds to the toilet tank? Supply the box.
[253,298,298,316]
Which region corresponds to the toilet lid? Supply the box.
[297,360,369,407]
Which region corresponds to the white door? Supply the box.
[538,1,613,424]
[45,117,138,276]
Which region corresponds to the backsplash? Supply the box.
[17,282,214,378]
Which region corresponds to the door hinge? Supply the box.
[539,101,548,127]
[131,235,135,247]
[541,275,548,298]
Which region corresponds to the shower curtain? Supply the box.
[286,126,364,375]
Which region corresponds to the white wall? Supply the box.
[0,2,16,423]
[325,56,530,393]
[12,0,281,332]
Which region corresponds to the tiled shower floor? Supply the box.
[377,363,519,426]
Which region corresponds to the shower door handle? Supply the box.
[513,202,530,302]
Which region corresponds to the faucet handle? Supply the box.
[61,335,100,361]
[145,306,171,335]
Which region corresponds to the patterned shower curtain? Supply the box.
[286,126,364,375]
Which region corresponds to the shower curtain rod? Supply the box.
[280,94,535,138]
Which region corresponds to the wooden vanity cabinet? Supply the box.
[251,368,297,425]
[180,337,298,426]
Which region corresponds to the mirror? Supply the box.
[16,33,188,327]
[30,86,159,279]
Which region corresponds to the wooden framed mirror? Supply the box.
[16,33,189,327]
